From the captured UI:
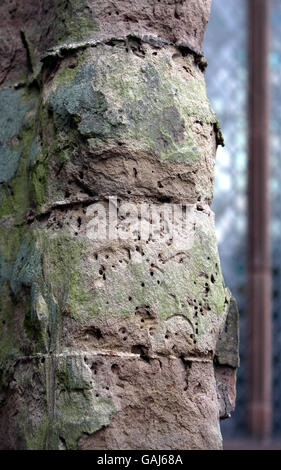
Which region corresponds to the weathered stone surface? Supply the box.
[214,295,239,419]
[41,43,219,207]
[0,0,238,450]
[215,295,240,369]
[54,0,212,50]
[0,0,211,85]
[79,356,221,450]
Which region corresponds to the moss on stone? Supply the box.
[46,44,218,166]
[40,232,92,321]
[52,0,99,47]
[0,87,43,220]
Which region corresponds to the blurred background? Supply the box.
[204,0,281,448]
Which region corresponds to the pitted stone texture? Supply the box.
[0,198,230,449]
[59,0,212,51]
[0,352,221,450]
[79,355,222,450]
[42,44,218,208]
[0,0,238,450]
[35,202,229,359]
[0,0,211,85]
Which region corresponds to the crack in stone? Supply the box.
[41,33,206,66]
[7,350,213,363]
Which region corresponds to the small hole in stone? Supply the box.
[123,337,127,341]
[111,364,119,374]
[41,357,45,363]
[128,296,132,301]
[141,282,145,287]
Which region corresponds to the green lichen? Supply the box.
[23,415,51,450]
[52,0,99,47]
[0,228,58,357]
[0,87,42,220]
[47,45,218,165]
[56,390,115,450]
[38,221,227,338]
[31,160,48,209]
[0,283,21,358]
[0,89,29,183]
[20,354,116,450]
[40,232,93,321]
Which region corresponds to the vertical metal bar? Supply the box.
[248,0,271,439]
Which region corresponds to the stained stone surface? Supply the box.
[0,0,211,84]
[0,0,238,450]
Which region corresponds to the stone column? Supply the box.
[0,0,238,449]
[248,0,271,439]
